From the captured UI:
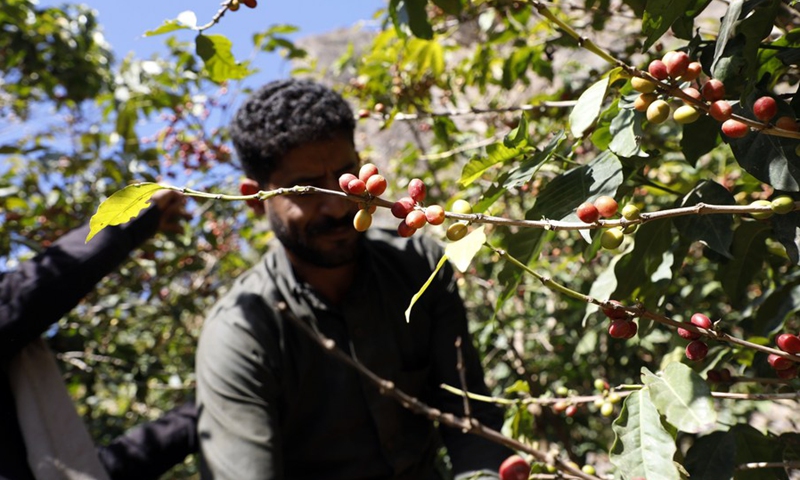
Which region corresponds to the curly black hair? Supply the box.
[230,78,356,185]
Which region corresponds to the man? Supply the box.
[196,79,512,479]
[0,190,197,480]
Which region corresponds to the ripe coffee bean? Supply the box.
[608,319,634,338]
[677,322,701,340]
[365,174,387,197]
[347,178,367,195]
[664,51,690,78]
[359,163,379,182]
[753,96,778,122]
[408,178,426,203]
[602,300,628,320]
[577,202,600,223]
[775,116,799,131]
[397,221,417,238]
[709,100,732,122]
[702,79,726,102]
[685,340,708,361]
[499,455,530,480]
[776,366,798,380]
[776,333,800,354]
[595,196,618,218]
[768,353,793,371]
[405,210,427,229]
[648,60,668,80]
[681,87,701,103]
[241,0,257,7]
[425,205,446,225]
[691,313,712,329]
[679,61,702,82]
[339,173,357,193]
[391,197,415,219]
[721,119,748,138]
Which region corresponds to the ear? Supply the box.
[240,178,266,216]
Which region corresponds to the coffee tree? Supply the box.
[4,0,800,478]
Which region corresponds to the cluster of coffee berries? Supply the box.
[631,50,799,138]
[602,300,638,339]
[591,378,620,418]
[227,0,257,11]
[339,163,388,232]
[390,178,446,238]
[769,333,800,379]
[748,195,797,220]
[576,197,641,250]
[499,455,530,480]
[678,313,712,361]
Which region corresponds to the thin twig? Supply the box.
[455,336,473,421]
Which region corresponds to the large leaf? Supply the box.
[569,76,609,138]
[196,34,253,84]
[610,389,680,480]
[459,143,522,187]
[772,206,800,264]
[608,108,647,158]
[87,183,166,243]
[672,180,735,258]
[718,221,770,307]
[502,132,565,189]
[641,363,717,434]
[732,424,789,480]
[681,114,721,167]
[753,281,800,336]
[684,431,737,480]
[711,0,744,72]
[641,0,694,51]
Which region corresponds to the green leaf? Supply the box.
[143,19,190,37]
[407,38,445,78]
[681,114,721,167]
[504,114,529,148]
[445,225,486,273]
[732,424,789,480]
[753,280,800,337]
[610,389,680,480]
[641,0,694,51]
[612,219,673,305]
[569,76,609,138]
[684,431,737,480]
[87,183,166,243]
[641,363,717,434]
[458,143,522,187]
[608,108,646,158]
[196,34,253,84]
[772,205,800,264]
[711,0,743,72]
[390,0,433,39]
[718,221,770,308]
[673,180,735,258]
[405,254,449,323]
[502,132,565,189]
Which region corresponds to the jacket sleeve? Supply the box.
[97,400,199,480]
[0,206,160,362]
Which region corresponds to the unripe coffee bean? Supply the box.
[446,222,468,241]
[353,209,372,232]
[771,196,795,214]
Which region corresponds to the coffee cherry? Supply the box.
[408,178,426,203]
[677,322,701,340]
[359,163,379,182]
[631,77,657,93]
[565,404,578,417]
[499,455,530,480]
[702,79,726,102]
[750,200,773,220]
[608,319,634,338]
[594,378,609,391]
[679,62,702,82]
[365,174,387,197]
[646,99,671,124]
[664,51,690,78]
[357,108,370,119]
[634,93,658,112]
[685,340,709,361]
[228,0,240,11]
[600,401,615,417]
[753,96,778,122]
[623,320,638,338]
[601,228,624,250]
[397,221,417,238]
[353,209,372,232]
[391,197,415,219]
[595,196,618,218]
[681,87,702,103]
[674,105,701,124]
[339,173,358,193]
[446,222,468,241]
[374,102,385,113]
[771,196,795,214]
[777,366,798,379]
[768,353,793,371]
[405,210,427,229]
[577,202,600,223]
[775,116,799,131]
[347,178,367,195]
[621,204,640,220]
[451,199,473,215]
[709,100,732,122]
[706,369,722,382]
[648,59,669,80]
[425,205,446,225]
[776,333,800,354]
[691,313,713,329]
[582,465,597,476]
[241,0,257,7]
[721,119,749,138]
[602,300,628,320]
[607,391,621,403]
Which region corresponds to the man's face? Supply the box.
[264,136,362,268]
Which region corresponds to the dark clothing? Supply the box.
[196,229,511,480]
[0,208,197,480]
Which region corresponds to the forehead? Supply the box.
[269,136,358,184]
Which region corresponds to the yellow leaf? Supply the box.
[405,254,449,323]
[444,225,486,273]
[86,183,166,243]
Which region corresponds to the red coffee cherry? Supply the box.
[648,59,668,80]
[577,202,600,223]
[702,79,726,102]
[679,61,702,82]
[338,173,357,193]
[609,319,636,339]
[776,366,798,380]
[691,313,712,329]
[359,163,379,183]
[365,174,387,197]
[753,96,778,122]
[686,340,709,361]
[499,455,530,480]
[391,197,415,219]
[677,323,701,340]
[241,0,257,7]
[425,205,446,225]
[768,353,793,371]
[776,333,800,354]
[775,116,799,131]
[397,221,417,238]
[405,210,427,229]
[602,300,628,320]
[347,178,367,196]
[408,178,426,203]
[565,405,578,417]
[709,100,732,122]
[594,196,619,218]
[664,51,690,78]
[721,119,749,138]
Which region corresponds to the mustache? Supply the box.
[306,213,356,235]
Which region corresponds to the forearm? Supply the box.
[0,207,160,359]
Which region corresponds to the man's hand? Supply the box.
[151,190,191,234]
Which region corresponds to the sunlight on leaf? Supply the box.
[445,225,486,273]
[86,183,166,243]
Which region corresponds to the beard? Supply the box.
[268,208,362,268]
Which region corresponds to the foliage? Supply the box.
[2,0,800,479]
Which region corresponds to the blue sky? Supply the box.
[37,0,386,81]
